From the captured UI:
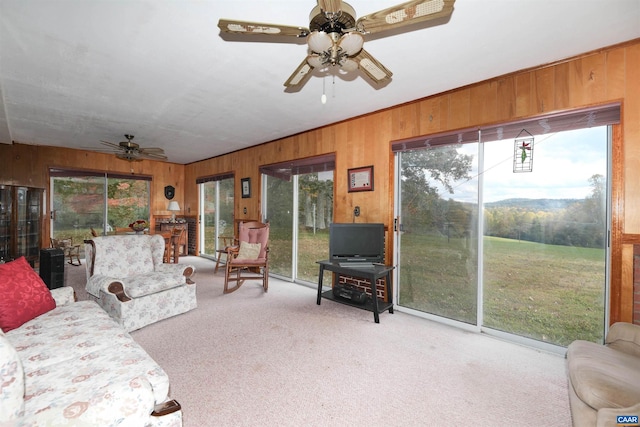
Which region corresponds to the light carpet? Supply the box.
[64,257,572,426]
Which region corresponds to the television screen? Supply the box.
[329,223,385,263]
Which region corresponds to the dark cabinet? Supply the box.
[0,185,44,266]
[39,248,64,289]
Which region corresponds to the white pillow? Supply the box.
[236,241,261,260]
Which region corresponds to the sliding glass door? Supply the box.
[296,172,334,282]
[481,127,608,345]
[396,143,479,325]
[395,111,612,348]
[264,176,294,277]
[263,172,334,284]
[262,155,334,285]
[198,176,234,258]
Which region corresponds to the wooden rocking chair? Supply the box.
[223,221,269,294]
[50,237,81,266]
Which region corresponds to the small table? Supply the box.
[151,231,178,264]
[316,260,394,323]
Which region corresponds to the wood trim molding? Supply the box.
[611,124,626,323]
[621,244,635,323]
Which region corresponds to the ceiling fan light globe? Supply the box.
[307,55,325,68]
[338,32,363,56]
[307,31,332,53]
[341,58,358,72]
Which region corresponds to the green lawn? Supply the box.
[483,236,604,345]
[399,233,605,346]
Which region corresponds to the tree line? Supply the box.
[401,147,606,249]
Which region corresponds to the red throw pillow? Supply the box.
[0,257,56,332]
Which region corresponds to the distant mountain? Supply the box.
[485,198,581,211]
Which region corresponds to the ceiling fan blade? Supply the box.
[139,147,165,154]
[139,152,168,161]
[100,140,121,149]
[317,0,343,14]
[354,49,393,83]
[218,19,309,38]
[356,0,455,34]
[81,147,116,153]
[284,57,315,88]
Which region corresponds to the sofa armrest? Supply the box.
[597,402,640,427]
[151,399,182,417]
[605,322,640,357]
[86,274,126,300]
[17,375,157,426]
[155,263,196,284]
[50,286,76,306]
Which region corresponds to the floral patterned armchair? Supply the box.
[85,234,197,332]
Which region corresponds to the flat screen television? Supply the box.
[329,223,385,263]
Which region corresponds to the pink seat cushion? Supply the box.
[0,257,56,332]
[238,223,269,259]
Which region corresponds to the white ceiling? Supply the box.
[0,0,639,165]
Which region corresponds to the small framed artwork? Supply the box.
[347,165,374,192]
[241,177,251,198]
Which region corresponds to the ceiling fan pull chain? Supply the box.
[332,74,336,99]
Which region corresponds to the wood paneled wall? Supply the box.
[1,39,638,323]
[185,39,640,324]
[0,143,185,239]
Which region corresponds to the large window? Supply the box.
[393,105,618,349]
[50,169,151,256]
[261,155,334,285]
[396,143,479,325]
[481,127,608,345]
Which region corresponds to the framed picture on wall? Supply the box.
[241,177,251,198]
[347,165,374,192]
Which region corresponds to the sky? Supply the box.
[443,126,608,204]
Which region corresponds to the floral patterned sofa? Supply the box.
[85,234,197,332]
[1,273,182,426]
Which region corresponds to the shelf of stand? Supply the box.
[320,289,394,313]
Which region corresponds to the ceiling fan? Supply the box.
[99,134,167,162]
[218,0,455,88]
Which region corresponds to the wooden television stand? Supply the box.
[316,260,394,323]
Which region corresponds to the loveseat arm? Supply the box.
[17,375,158,426]
[86,274,126,300]
[152,399,182,417]
[605,322,640,357]
[155,263,196,284]
[597,402,640,427]
[50,286,76,306]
